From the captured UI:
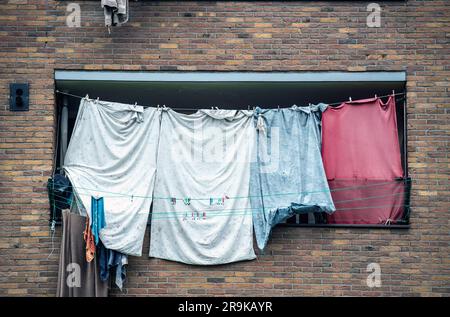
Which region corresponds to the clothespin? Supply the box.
[85,94,90,100]
[375,94,377,99]
[50,218,56,233]
[171,197,176,205]
[349,97,352,102]
[379,217,393,225]
[392,90,395,96]
[256,113,266,134]
[183,197,191,205]
[209,198,214,206]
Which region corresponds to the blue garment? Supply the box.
[98,241,128,290]
[47,174,73,211]
[250,105,335,250]
[90,196,106,246]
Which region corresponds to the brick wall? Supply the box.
[0,0,448,296]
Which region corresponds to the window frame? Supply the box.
[53,70,410,229]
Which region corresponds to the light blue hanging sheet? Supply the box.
[250,104,336,250]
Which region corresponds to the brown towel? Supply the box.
[83,216,96,263]
[56,210,108,297]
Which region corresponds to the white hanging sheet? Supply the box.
[149,109,256,265]
[64,98,161,256]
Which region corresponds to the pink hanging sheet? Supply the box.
[322,96,405,224]
[322,96,403,180]
[326,179,405,224]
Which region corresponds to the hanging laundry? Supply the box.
[250,105,336,250]
[64,98,161,256]
[326,179,407,224]
[90,196,106,246]
[322,96,405,224]
[57,210,108,297]
[101,0,129,28]
[150,109,256,265]
[322,96,403,180]
[47,173,73,211]
[98,241,128,291]
[83,216,96,262]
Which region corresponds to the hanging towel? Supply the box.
[91,196,106,246]
[149,109,256,265]
[250,105,335,250]
[83,216,96,262]
[57,210,108,297]
[64,98,161,256]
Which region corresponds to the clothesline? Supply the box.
[51,188,408,209]
[50,202,410,220]
[49,196,409,220]
[50,187,408,208]
[55,90,406,111]
[48,178,410,201]
[49,190,409,217]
